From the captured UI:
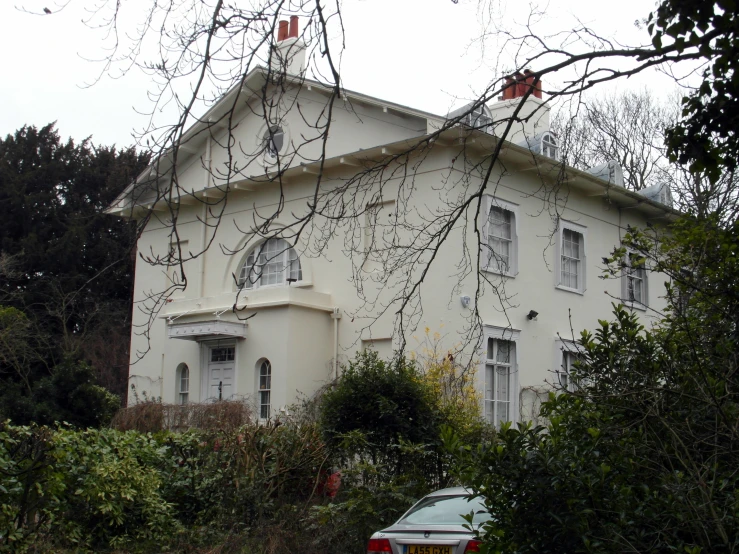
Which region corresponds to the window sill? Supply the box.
[622,300,647,311]
[555,285,585,296]
[481,267,517,279]
[240,280,313,292]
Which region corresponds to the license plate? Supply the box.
[407,546,452,554]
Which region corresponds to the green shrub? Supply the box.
[315,350,468,553]
[51,427,180,551]
[321,351,442,465]
[1,360,121,429]
[0,423,63,553]
[153,415,331,543]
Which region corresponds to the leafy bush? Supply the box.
[158,418,330,528]
[51,427,179,551]
[452,303,739,554]
[413,328,484,442]
[0,409,335,552]
[0,423,62,552]
[307,446,436,553]
[315,350,470,553]
[0,360,120,428]
[111,398,254,433]
[321,350,442,463]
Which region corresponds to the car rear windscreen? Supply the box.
[398,495,491,525]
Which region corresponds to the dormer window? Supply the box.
[448,102,493,134]
[238,238,302,289]
[541,132,558,160]
[464,105,493,133]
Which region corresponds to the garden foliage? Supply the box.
[0,417,331,552]
[313,349,485,553]
[0,348,485,553]
[450,217,739,554]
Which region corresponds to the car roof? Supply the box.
[425,486,472,497]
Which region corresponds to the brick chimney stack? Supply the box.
[271,16,307,76]
[501,69,542,100]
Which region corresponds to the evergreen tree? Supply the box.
[0,123,149,426]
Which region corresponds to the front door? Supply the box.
[206,345,235,401]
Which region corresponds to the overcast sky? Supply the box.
[0,0,671,148]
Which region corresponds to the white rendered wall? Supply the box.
[127,98,667,421]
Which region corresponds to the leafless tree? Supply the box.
[555,89,739,220]
[28,0,731,364]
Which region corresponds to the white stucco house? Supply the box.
[108,17,677,424]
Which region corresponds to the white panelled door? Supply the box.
[206,346,235,401]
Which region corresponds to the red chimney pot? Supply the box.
[289,16,299,39]
[502,69,543,100]
[277,20,289,41]
[502,75,516,100]
[515,72,528,98]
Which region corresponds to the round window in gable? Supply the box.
[263,125,285,160]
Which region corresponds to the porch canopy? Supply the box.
[167,319,247,341]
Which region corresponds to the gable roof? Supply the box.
[106,66,444,213]
[106,68,678,221]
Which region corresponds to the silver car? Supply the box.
[366,487,490,554]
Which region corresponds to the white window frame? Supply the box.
[555,220,587,294]
[176,363,189,405]
[257,359,272,420]
[238,238,302,290]
[482,326,520,426]
[621,250,648,310]
[541,132,559,160]
[480,196,519,278]
[464,105,493,133]
[166,240,188,298]
[261,123,289,165]
[554,339,586,392]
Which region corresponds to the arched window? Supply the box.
[463,105,492,133]
[541,132,559,160]
[258,360,272,420]
[238,238,302,289]
[176,363,189,405]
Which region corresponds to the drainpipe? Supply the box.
[200,134,212,298]
[331,308,342,380]
[160,353,165,400]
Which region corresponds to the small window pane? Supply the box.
[239,251,257,289]
[259,361,271,390]
[180,366,189,393]
[496,340,511,363]
[489,238,510,272]
[489,207,511,239]
[260,391,271,419]
[496,366,509,400]
[211,347,235,362]
[560,350,582,392]
[264,126,284,158]
[484,365,494,421]
[625,253,646,304]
